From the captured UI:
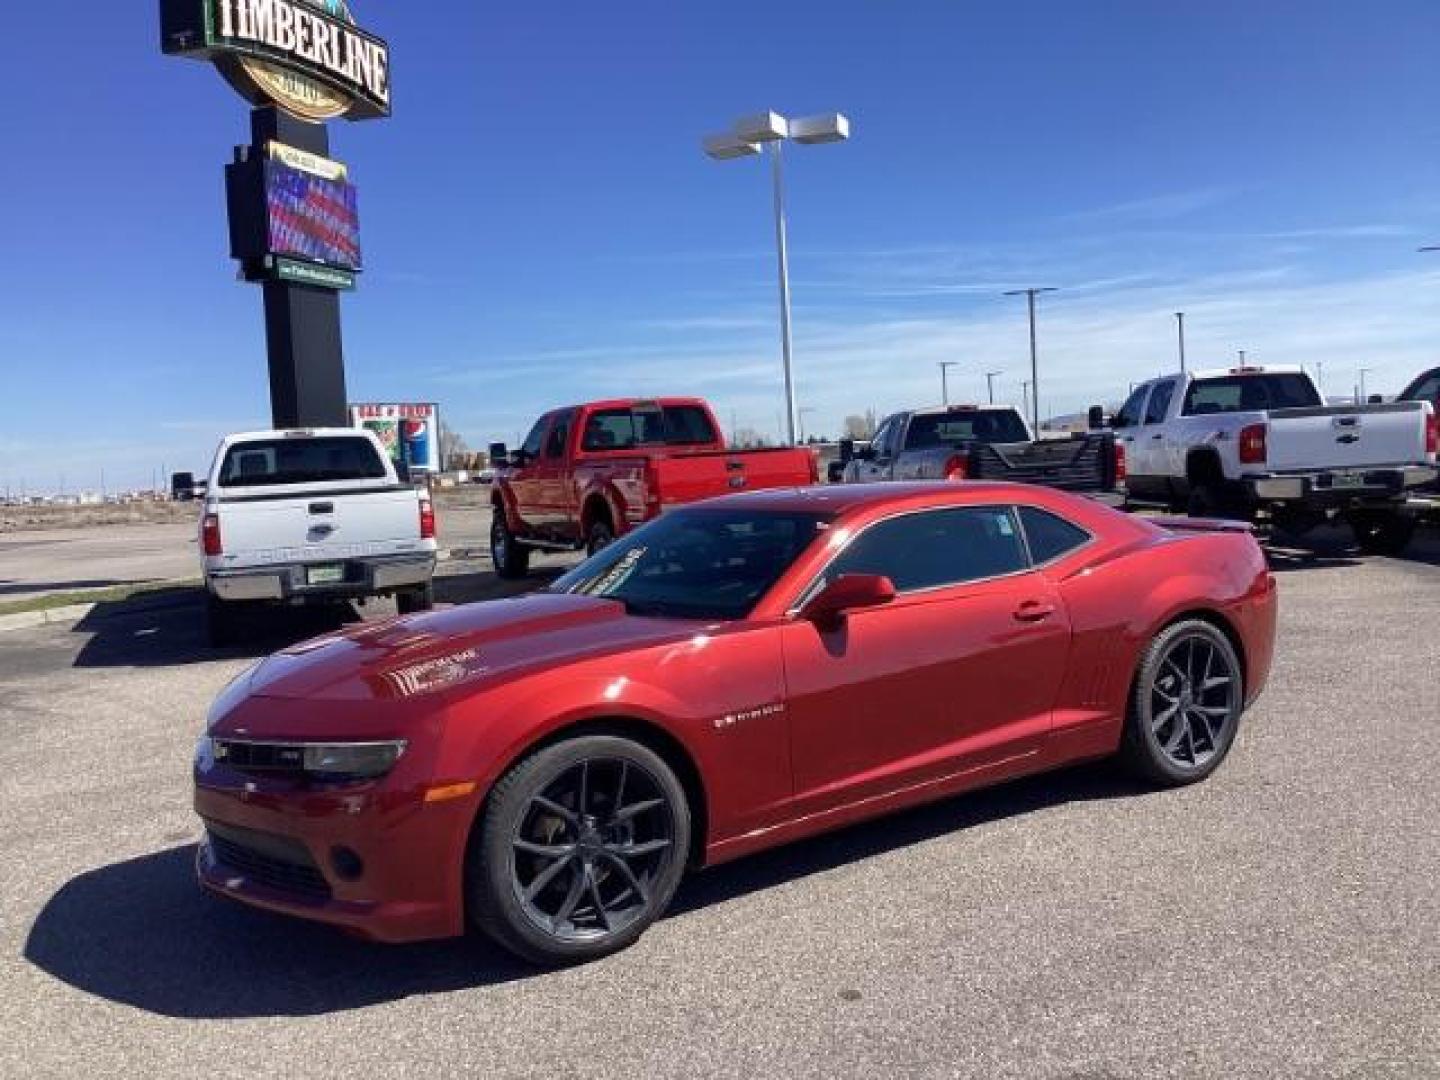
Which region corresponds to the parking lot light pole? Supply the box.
[1004,287,1057,432]
[1358,367,1373,403]
[938,361,958,405]
[1176,312,1187,373]
[704,111,851,446]
[1021,380,1032,421]
[985,370,1003,404]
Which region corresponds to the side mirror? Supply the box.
[799,573,897,627]
[394,457,412,484]
[1087,405,1107,431]
[488,442,510,468]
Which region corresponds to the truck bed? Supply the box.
[967,433,1121,492]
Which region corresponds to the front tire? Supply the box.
[396,582,435,615]
[1347,510,1416,556]
[490,512,531,579]
[1119,619,1244,787]
[468,736,690,966]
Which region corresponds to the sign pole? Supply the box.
[248,107,350,428]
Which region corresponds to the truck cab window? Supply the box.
[519,417,548,460]
[544,411,574,459]
[1113,386,1149,429]
[1143,381,1175,425]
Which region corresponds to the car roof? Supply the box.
[688,481,1089,519]
[222,428,373,444]
[908,404,1020,417]
[1188,364,1307,380]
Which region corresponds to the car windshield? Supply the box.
[549,508,833,620]
[218,437,389,488]
[1182,374,1322,415]
[905,410,1029,448]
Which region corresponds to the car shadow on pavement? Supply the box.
[1263,522,1440,573]
[24,762,1146,1019]
[23,845,534,1018]
[68,570,561,670]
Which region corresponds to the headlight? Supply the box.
[301,741,408,781]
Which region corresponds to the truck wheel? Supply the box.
[206,595,240,649]
[396,582,435,615]
[586,520,615,557]
[1348,511,1416,556]
[491,514,531,579]
[1186,482,1246,521]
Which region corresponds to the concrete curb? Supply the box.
[0,603,98,636]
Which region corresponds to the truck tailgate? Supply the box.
[970,434,1119,491]
[1264,402,1431,471]
[652,447,815,506]
[218,487,423,567]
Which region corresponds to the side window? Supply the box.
[1404,372,1440,405]
[870,418,896,459]
[544,410,574,459]
[582,409,637,451]
[1017,506,1091,564]
[519,416,548,460]
[1143,381,1175,425]
[1113,386,1149,429]
[822,507,1028,594]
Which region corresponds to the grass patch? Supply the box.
[0,580,202,618]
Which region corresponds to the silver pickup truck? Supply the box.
[1110,366,1437,553]
[839,405,1124,497]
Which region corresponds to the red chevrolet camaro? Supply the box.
[195,482,1277,964]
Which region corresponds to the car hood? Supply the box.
[236,593,707,705]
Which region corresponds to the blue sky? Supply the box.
[3,0,1439,492]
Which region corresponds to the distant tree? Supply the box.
[733,427,767,448]
[438,420,470,470]
[843,414,875,440]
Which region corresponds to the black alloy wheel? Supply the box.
[1121,619,1244,786]
[469,736,690,965]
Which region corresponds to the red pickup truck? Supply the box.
[488,398,819,577]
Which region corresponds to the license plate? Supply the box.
[306,564,345,585]
[1330,473,1366,490]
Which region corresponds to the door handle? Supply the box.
[1150,434,1164,440]
[1013,600,1056,623]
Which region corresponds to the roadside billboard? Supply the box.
[350,403,441,473]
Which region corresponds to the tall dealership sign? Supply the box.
[159,0,392,429]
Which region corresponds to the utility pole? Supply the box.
[1021,380,1033,421]
[938,361,958,405]
[985,370,1003,405]
[1175,312,1187,373]
[1003,287,1057,431]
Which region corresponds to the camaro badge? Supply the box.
[715,703,786,731]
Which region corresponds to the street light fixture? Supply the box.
[985,370,1003,405]
[1003,287,1058,432]
[705,110,852,446]
[938,361,958,405]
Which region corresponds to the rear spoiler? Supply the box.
[1159,517,1254,535]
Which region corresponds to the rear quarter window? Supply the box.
[1182,374,1321,415]
[1017,506,1091,564]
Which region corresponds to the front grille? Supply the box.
[214,740,306,774]
[206,822,332,900]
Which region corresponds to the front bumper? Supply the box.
[1244,465,1437,505]
[207,553,435,603]
[193,761,474,943]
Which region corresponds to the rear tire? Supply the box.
[491,513,531,579]
[396,582,435,615]
[205,594,240,649]
[1348,510,1416,556]
[1119,619,1244,787]
[468,735,690,967]
[1186,481,1246,521]
[586,519,616,557]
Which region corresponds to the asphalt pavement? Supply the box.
[0,527,1436,1078]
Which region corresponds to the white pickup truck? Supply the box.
[1108,366,1438,553]
[199,429,438,645]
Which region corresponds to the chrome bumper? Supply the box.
[208,554,435,602]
